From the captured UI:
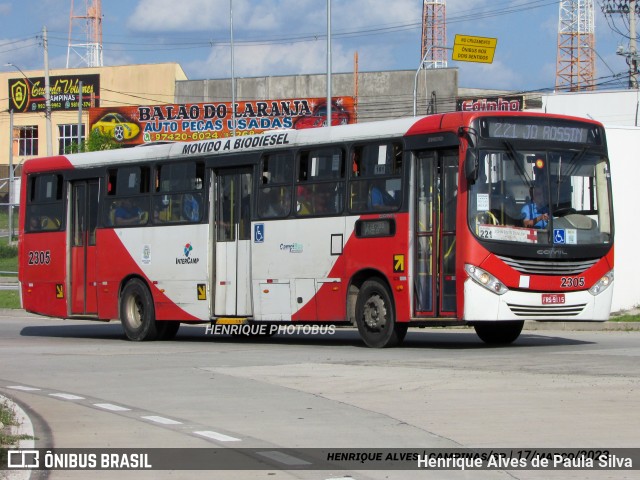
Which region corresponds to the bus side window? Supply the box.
[153,161,204,224]
[26,174,64,232]
[258,152,293,219]
[349,142,403,213]
[104,166,150,227]
[296,147,344,216]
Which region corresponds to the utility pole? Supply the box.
[602,0,639,88]
[43,26,53,155]
[631,0,638,88]
[326,0,332,128]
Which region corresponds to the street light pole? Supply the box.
[5,62,32,243]
[413,46,450,116]
[230,0,236,137]
[8,109,14,243]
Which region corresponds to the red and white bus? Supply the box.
[18,111,614,347]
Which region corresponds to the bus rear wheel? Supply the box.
[473,321,524,345]
[355,278,406,348]
[120,278,158,341]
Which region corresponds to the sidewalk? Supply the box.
[524,320,640,331]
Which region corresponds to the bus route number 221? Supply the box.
[28,250,51,265]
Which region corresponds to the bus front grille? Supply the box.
[497,255,599,276]
[507,303,587,317]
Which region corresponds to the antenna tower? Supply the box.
[421,0,447,68]
[67,0,103,68]
[555,0,596,91]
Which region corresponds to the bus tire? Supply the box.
[355,278,405,348]
[120,278,158,341]
[157,321,181,340]
[473,321,524,345]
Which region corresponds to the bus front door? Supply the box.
[70,179,99,315]
[213,168,253,317]
[414,150,458,317]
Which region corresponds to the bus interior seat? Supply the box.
[40,216,60,230]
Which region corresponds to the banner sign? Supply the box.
[8,74,100,113]
[88,96,355,145]
[456,95,524,112]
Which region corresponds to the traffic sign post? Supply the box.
[452,34,497,64]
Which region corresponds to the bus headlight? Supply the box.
[464,264,509,295]
[589,269,614,296]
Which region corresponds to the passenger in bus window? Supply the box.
[314,183,340,215]
[261,188,290,218]
[183,193,200,221]
[28,214,42,231]
[296,185,312,215]
[368,180,395,209]
[521,186,549,228]
[115,199,144,225]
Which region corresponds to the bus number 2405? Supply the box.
[28,250,51,265]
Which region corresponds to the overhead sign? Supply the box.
[88,97,355,145]
[8,74,100,113]
[452,34,497,64]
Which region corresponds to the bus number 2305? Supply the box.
[28,250,51,265]
[560,276,585,288]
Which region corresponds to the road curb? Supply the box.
[0,393,35,480]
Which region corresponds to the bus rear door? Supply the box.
[69,179,100,315]
[212,167,253,317]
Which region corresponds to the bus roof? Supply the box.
[22,111,605,174]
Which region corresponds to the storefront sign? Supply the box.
[456,95,524,112]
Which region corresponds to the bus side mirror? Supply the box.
[465,149,478,185]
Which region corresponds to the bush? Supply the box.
[0,243,17,259]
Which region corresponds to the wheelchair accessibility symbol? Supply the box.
[553,229,566,244]
[254,223,264,243]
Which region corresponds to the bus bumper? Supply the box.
[463,278,614,321]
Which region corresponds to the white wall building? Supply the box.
[532,90,640,312]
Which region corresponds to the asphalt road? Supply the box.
[1,310,639,480]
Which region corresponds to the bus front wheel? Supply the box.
[120,278,158,341]
[355,278,407,348]
[473,321,524,345]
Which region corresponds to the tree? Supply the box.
[65,129,123,153]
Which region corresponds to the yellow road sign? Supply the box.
[452,34,497,64]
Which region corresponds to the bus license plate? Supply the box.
[542,293,565,305]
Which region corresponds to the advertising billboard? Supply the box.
[89,96,355,145]
[8,74,100,113]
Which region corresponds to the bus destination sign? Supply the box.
[481,118,601,145]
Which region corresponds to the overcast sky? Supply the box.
[0,0,633,93]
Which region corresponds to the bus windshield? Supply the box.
[468,145,613,246]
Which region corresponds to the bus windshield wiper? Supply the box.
[503,141,531,185]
